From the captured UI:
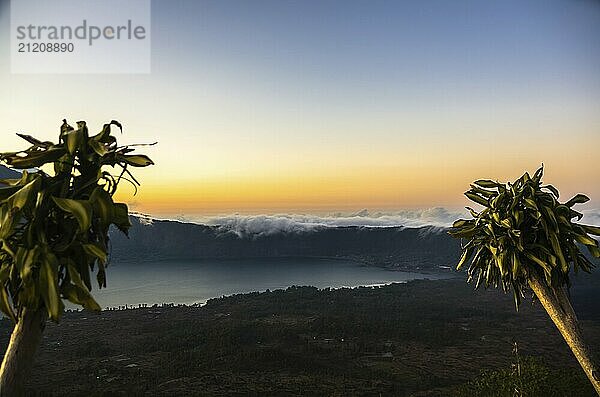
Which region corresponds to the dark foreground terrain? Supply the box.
[1,278,599,396]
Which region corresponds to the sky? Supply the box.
[0,0,599,218]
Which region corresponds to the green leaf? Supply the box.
[7,177,41,210]
[473,180,499,189]
[89,139,108,156]
[490,193,505,209]
[541,205,559,233]
[525,253,552,275]
[0,207,19,240]
[469,185,495,198]
[112,203,131,235]
[465,192,489,207]
[0,286,16,322]
[82,243,107,264]
[465,207,480,217]
[456,247,473,270]
[565,194,589,208]
[64,263,101,311]
[94,120,122,143]
[66,262,85,290]
[60,119,74,135]
[52,197,92,231]
[97,261,106,289]
[90,187,114,226]
[65,129,83,155]
[120,154,154,167]
[523,198,538,210]
[574,233,598,247]
[38,252,63,321]
[512,209,523,226]
[15,247,37,283]
[548,232,568,273]
[448,226,476,238]
[580,224,600,236]
[4,147,66,169]
[110,120,122,132]
[16,133,44,146]
[570,209,584,221]
[0,265,10,283]
[61,282,101,312]
[496,252,509,276]
[511,252,521,279]
[532,165,544,183]
[491,212,501,224]
[542,184,559,198]
[452,219,470,228]
[512,282,521,310]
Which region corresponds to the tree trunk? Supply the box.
[528,271,600,395]
[0,307,47,397]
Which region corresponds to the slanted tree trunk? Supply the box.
[0,307,47,397]
[528,271,600,395]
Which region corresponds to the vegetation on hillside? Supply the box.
[2,280,596,396]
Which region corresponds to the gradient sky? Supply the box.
[0,0,599,217]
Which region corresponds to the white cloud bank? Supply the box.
[581,210,600,228]
[135,208,600,237]
[190,208,470,237]
[144,207,600,236]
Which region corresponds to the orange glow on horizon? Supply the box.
[114,153,600,217]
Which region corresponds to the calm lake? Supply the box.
[91,258,450,308]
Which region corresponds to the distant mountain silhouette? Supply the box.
[109,217,461,270]
[0,165,20,180]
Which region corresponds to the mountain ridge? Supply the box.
[0,165,20,180]
[110,216,461,270]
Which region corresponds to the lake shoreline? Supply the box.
[91,257,456,308]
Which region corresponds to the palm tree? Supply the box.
[0,120,153,396]
[449,166,600,394]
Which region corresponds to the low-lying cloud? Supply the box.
[581,210,600,228]
[191,208,468,237]
[135,207,600,237]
